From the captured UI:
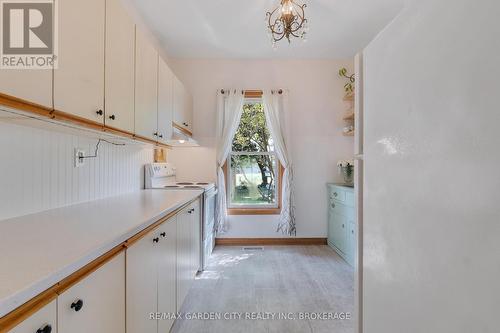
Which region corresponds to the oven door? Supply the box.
[202,187,217,269]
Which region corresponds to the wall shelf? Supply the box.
[343,112,354,121]
[343,93,354,102]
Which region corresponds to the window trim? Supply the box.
[223,162,284,216]
[222,93,284,216]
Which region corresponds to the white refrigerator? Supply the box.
[360,0,500,332]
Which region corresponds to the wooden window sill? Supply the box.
[227,208,281,215]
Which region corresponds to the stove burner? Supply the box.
[177,182,194,185]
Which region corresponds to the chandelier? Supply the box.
[266,0,308,46]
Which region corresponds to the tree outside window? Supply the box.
[228,101,279,208]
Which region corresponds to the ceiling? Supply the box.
[128,0,407,59]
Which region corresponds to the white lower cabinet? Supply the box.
[126,216,178,333]
[6,199,201,333]
[57,253,125,333]
[157,220,177,333]
[176,200,201,311]
[8,300,56,333]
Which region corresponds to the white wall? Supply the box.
[0,122,153,221]
[363,0,500,332]
[167,59,354,238]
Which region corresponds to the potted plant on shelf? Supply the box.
[337,159,354,185]
[338,67,355,94]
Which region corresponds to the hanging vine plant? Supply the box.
[338,68,355,93]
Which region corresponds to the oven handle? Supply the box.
[205,188,217,198]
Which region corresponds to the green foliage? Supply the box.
[338,67,355,93]
[231,103,275,186]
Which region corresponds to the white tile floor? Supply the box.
[171,245,355,333]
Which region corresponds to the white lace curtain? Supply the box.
[215,89,244,233]
[262,90,296,236]
[215,88,295,236]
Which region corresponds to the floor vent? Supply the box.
[242,246,264,251]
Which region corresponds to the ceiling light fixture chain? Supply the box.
[266,0,308,47]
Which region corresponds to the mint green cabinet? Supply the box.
[327,184,356,266]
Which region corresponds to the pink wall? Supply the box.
[168,59,354,238]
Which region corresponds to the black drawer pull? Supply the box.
[160,232,166,238]
[70,299,83,312]
[153,237,159,243]
[96,110,103,116]
[36,324,52,333]
[108,114,116,120]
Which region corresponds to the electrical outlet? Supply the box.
[74,148,85,168]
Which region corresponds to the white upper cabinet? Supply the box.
[104,0,135,133]
[0,70,52,109]
[57,253,125,333]
[173,75,193,132]
[134,29,158,141]
[54,0,105,122]
[157,58,174,143]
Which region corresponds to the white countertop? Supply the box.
[0,189,203,318]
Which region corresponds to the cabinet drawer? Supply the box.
[329,201,354,220]
[58,252,125,333]
[8,300,56,333]
[329,187,346,203]
[328,185,354,207]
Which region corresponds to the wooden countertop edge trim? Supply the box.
[0,92,171,149]
[0,196,200,332]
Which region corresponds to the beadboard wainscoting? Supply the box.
[0,122,154,221]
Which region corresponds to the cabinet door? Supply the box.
[104,0,135,132]
[183,89,193,132]
[172,76,187,129]
[157,58,174,143]
[54,0,105,122]
[134,29,158,141]
[176,206,191,311]
[157,217,177,333]
[348,221,356,266]
[58,253,125,333]
[8,300,56,333]
[189,200,201,275]
[126,229,159,333]
[0,70,52,108]
[331,212,345,254]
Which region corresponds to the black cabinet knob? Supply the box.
[160,232,166,238]
[96,110,103,116]
[109,114,115,120]
[153,237,159,243]
[153,132,158,137]
[70,299,83,312]
[158,134,163,138]
[36,324,52,333]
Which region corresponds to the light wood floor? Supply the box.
[171,245,354,333]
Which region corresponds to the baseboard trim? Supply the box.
[215,238,328,246]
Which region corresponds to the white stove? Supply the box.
[145,163,217,271]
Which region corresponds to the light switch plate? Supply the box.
[74,148,85,168]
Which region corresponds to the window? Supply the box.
[225,99,282,215]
